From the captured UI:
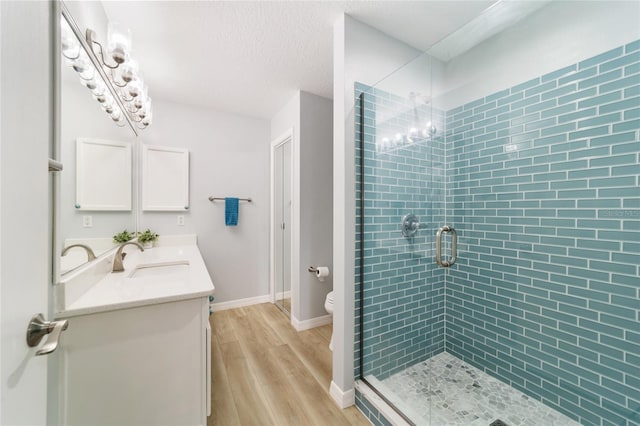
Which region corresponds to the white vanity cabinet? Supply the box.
[58,296,211,426]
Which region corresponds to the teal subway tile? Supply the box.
[567,167,609,179]
[577,112,621,129]
[549,140,588,154]
[578,69,623,89]
[557,107,597,124]
[512,77,541,93]
[541,83,577,101]
[599,96,640,114]
[626,39,640,53]
[600,75,640,93]
[543,64,578,82]
[612,141,640,154]
[559,67,598,85]
[625,84,640,97]
[612,118,640,132]
[485,88,511,103]
[589,176,636,187]
[542,123,577,138]
[589,300,637,319]
[568,126,610,141]
[579,47,624,70]
[526,99,557,115]
[542,103,577,119]
[577,219,619,229]
[590,154,636,167]
[611,294,640,310]
[550,159,588,171]
[590,131,636,147]
[600,52,640,73]
[625,61,640,76]
[599,187,640,198]
[512,95,542,110]
[601,334,640,355]
[528,81,559,97]
[511,113,540,126]
[578,91,622,109]
[568,248,609,261]
[624,107,640,119]
[549,179,588,189]
[464,97,488,111]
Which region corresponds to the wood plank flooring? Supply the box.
[208,303,370,426]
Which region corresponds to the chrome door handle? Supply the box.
[436,225,457,267]
[26,313,68,356]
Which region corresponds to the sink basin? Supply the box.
[128,260,190,279]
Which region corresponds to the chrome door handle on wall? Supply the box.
[26,313,68,356]
[401,214,427,237]
[436,225,457,267]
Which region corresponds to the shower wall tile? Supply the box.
[445,42,640,426]
[355,82,447,380]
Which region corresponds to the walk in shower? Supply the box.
[355,2,640,425]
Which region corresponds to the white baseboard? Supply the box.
[330,381,355,409]
[291,314,333,331]
[211,294,271,312]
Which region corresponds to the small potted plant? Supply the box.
[113,230,135,244]
[137,229,159,249]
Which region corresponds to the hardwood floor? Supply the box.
[208,303,370,426]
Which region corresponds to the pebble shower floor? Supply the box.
[379,352,579,426]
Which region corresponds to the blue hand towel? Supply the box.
[225,197,239,226]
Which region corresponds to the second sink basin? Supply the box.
[128,260,190,279]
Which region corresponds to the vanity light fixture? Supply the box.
[60,10,152,130]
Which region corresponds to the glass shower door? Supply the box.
[356,51,446,423]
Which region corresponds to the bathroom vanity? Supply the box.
[56,236,213,426]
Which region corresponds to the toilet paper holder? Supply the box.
[308,266,318,273]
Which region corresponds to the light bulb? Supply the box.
[111,108,122,121]
[133,84,148,110]
[118,59,138,84]
[107,22,131,64]
[141,109,153,127]
[91,78,106,96]
[127,78,143,99]
[72,54,95,80]
[82,78,98,90]
[102,96,114,114]
[60,18,80,59]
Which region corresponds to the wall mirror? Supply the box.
[59,2,138,275]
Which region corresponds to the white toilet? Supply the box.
[324,291,334,351]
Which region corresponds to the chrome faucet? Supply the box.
[61,244,96,262]
[112,242,144,272]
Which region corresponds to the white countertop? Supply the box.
[58,240,214,318]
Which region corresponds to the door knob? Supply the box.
[26,313,68,356]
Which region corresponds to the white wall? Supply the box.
[299,92,333,321]
[270,91,333,324]
[332,15,425,406]
[439,0,640,109]
[139,99,271,304]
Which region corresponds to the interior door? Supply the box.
[0,1,55,424]
[273,137,292,314]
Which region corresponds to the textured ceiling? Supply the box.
[101,1,497,119]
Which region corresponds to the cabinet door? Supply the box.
[141,144,189,211]
[59,299,207,426]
